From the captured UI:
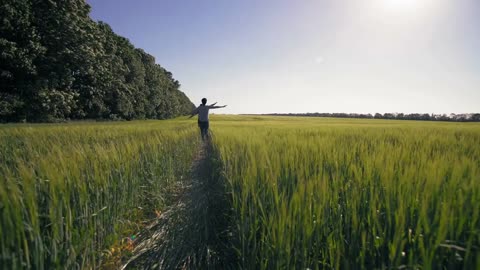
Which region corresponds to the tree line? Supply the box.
[263,113,480,122]
[0,0,194,122]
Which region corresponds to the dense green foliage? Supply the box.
[212,116,480,269]
[0,120,199,269]
[0,0,194,122]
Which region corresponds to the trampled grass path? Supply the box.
[121,142,235,270]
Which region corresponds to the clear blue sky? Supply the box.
[87,0,479,114]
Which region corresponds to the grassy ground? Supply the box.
[212,116,480,269]
[0,120,199,269]
[123,142,235,269]
[1,116,479,269]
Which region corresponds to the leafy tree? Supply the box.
[472,113,480,122]
[0,0,194,122]
[0,0,44,121]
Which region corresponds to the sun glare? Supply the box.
[380,0,436,14]
[384,0,419,11]
[370,0,440,23]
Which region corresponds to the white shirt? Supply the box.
[194,105,210,122]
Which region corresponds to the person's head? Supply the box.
[201,98,207,105]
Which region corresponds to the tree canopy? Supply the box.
[0,0,194,122]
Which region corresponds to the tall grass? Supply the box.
[2,116,479,269]
[212,116,480,269]
[0,120,198,269]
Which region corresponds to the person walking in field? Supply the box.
[189,98,227,141]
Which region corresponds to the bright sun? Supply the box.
[369,0,440,26]
[381,0,434,13]
[384,0,419,10]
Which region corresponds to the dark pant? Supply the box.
[198,120,209,141]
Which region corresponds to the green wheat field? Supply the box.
[1,116,479,269]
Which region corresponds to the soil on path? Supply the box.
[121,142,235,270]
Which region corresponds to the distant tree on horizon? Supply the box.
[263,112,480,122]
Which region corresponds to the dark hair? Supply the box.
[201,98,207,105]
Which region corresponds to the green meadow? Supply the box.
[1,116,479,269]
[0,120,199,269]
[213,116,480,269]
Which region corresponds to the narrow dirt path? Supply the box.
[121,142,235,270]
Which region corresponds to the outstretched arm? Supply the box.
[209,105,227,109]
[188,107,199,118]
